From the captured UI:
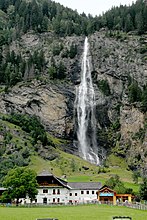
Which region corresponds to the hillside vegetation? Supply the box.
[0,0,146,190]
[0,0,147,87]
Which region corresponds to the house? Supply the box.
[35,170,70,205]
[97,185,134,205]
[24,170,102,205]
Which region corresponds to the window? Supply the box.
[92,191,94,194]
[57,189,60,194]
[81,191,84,194]
[57,198,60,203]
[53,198,55,203]
[75,193,77,196]
[70,193,72,196]
[87,191,89,194]
[43,189,48,193]
[53,189,56,195]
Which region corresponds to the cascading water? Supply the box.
[75,37,100,165]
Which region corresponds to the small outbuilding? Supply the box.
[97,185,133,205]
[97,185,116,205]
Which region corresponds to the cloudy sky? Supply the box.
[54,0,134,16]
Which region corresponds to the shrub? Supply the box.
[97,79,111,96]
[128,81,142,103]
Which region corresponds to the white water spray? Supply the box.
[75,37,100,165]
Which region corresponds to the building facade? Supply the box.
[24,171,102,205]
[97,186,133,205]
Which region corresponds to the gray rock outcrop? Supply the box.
[0,31,146,175]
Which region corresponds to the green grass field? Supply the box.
[29,153,140,193]
[0,205,146,220]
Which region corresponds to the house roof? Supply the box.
[37,170,53,177]
[68,182,102,190]
[37,170,70,189]
[98,185,116,193]
[37,171,102,190]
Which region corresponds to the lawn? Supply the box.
[0,205,146,220]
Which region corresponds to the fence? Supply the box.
[1,201,147,210]
[100,201,147,210]
[118,202,147,210]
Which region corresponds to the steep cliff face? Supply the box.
[0,31,146,175]
[0,80,75,138]
[90,31,147,176]
[120,106,147,175]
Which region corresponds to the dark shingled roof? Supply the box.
[37,170,69,188]
[37,170,53,177]
[37,171,101,190]
[68,182,102,190]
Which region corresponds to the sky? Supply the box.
[54,0,135,16]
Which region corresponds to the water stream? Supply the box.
[75,37,100,165]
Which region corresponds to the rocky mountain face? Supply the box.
[90,31,147,176]
[0,31,146,176]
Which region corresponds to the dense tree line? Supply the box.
[0,0,146,43]
[0,49,45,87]
[98,0,147,34]
[0,0,146,87]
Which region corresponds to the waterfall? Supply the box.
[75,37,100,165]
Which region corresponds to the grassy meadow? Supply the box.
[0,205,146,220]
[0,113,141,194]
[30,153,140,193]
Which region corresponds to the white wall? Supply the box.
[21,187,98,205]
[68,189,98,204]
[36,187,69,204]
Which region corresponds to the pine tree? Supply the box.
[135,12,144,34]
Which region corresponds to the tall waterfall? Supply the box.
[75,37,100,165]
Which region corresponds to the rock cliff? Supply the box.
[0,31,146,176]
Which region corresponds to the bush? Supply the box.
[52,43,63,56]
[128,81,142,103]
[97,79,111,96]
[69,43,77,59]
[141,84,147,112]
[105,174,132,194]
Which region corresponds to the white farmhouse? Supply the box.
[29,171,102,205]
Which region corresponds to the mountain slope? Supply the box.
[0,0,146,181]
